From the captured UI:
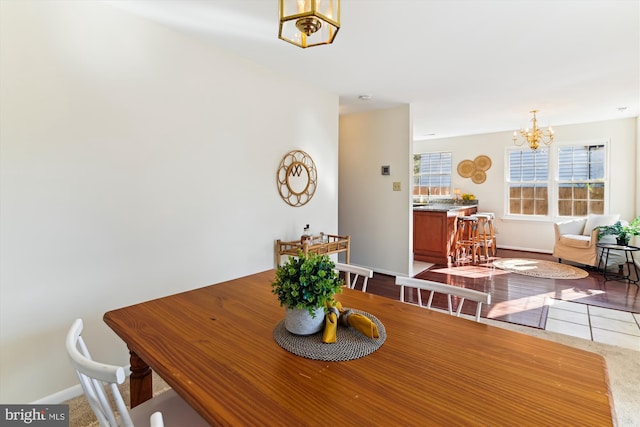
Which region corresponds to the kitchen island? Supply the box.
[413,203,478,264]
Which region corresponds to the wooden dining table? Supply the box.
[104,270,616,426]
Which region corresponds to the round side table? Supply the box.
[596,243,640,285]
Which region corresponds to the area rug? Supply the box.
[493,258,589,279]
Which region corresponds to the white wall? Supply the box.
[0,1,339,403]
[633,117,640,250]
[636,117,640,215]
[414,117,638,252]
[339,106,412,276]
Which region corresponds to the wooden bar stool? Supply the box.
[454,216,481,263]
[473,212,496,259]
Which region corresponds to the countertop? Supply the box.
[413,203,478,212]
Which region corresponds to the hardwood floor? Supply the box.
[357,249,640,329]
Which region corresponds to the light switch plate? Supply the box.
[393,182,401,191]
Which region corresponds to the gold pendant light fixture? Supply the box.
[513,110,554,151]
[279,0,340,48]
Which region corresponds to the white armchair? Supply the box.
[553,214,624,267]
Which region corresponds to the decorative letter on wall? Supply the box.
[277,150,317,207]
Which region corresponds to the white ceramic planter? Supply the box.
[284,307,325,335]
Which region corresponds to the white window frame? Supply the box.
[554,140,609,218]
[412,151,452,202]
[503,139,610,221]
[503,147,551,221]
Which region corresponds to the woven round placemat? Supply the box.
[273,310,386,362]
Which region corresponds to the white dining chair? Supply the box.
[334,262,374,292]
[395,276,491,322]
[65,318,209,427]
[150,412,164,427]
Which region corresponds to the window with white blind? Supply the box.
[413,152,452,200]
[557,144,605,216]
[507,149,549,216]
[506,143,607,218]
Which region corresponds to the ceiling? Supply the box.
[107,0,639,140]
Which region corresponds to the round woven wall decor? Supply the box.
[471,170,487,184]
[457,160,475,178]
[474,155,492,171]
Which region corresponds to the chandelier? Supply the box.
[513,110,554,150]
[279,0,340,48]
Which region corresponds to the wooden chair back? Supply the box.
[454,216,481,263]
[473,213,497,259]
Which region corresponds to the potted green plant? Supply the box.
[271,251,343,335]
[596,216,640,246]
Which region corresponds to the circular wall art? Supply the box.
[276,150,317,207]
[457,160,475,178]
[458,155,492,184]
[474,155,492,171]
[471,170,487,184]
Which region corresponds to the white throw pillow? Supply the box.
[582,214,620,236]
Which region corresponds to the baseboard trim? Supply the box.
[497,245,553,255]
[31,384,83,404]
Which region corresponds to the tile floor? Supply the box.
[545,298,640,351]
[411,261,434,276]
